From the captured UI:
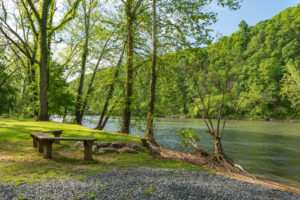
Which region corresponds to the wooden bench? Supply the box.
[30,131,97,161]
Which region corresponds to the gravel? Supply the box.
[0,167,299,200]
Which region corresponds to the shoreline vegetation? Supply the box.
[0,119,299,196]
[2,114,300,123]
[153,116,300,123]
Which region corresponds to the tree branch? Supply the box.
[25,0,41,23]
[132,0,143,16]
[0,25,31,59]
[20,0,38,39]
[48,0,80,37]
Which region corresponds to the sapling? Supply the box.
[177,128,201,150]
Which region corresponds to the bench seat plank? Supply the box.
[39,137,96,141]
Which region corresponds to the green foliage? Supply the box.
[151,4,300,120]
[48,62,75,116]
[177,128,201,149]
[0,71,16,114]
[281,62,300,110]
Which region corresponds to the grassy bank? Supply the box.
[0,119,204,186]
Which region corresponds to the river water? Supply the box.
[51,116,300,187]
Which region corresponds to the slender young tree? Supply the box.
[75,0,93,124]
[145,0,158,145]
[78,31,115,125]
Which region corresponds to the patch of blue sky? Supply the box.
[209,0,299,37]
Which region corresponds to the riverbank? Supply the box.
[0,119,299,198]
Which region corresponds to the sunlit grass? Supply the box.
[0,119,205,185]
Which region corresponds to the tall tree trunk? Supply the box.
[214,136,224,158]
[75,37,88,124]
[145,0,158,145]
[75,2,90,125]
[38,0,50,121]
[121,0,133,134]
[63,107,67,122]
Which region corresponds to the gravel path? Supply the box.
[0,167,299,200]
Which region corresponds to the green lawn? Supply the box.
[0,119,204,185]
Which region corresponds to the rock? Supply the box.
[96,142,111,148]
[125,142,142,151]
[92,145,98,153]
[73,141,83,149]
[112,141,126,148]
[118,147,137,153]
[97,148,119,154]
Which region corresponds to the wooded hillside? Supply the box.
[76,4,300,120]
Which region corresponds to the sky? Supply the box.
[210,0,300,37]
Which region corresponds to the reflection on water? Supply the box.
[51,116,300,187]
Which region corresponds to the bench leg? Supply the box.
[83,141,94,161]
[31,136,37,148]
[42,140,54,159]
[53,132,62,144]
[37,139,43,153]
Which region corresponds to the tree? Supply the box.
[0,0,40,116]
[25,0,79,121]
[281,62,300,110]
[74,0,95,124]
[185,36,242,166]
[145,0,158,145]
[120,0,144,134]
[96,46,125,130]
[144,0,241,143]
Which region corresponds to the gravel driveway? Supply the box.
[0,167,299,200]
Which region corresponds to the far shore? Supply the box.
[75,114,300,123]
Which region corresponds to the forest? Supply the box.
[1,1,299,129]
[0,0,300,146]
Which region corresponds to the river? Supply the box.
[51,116,300,187]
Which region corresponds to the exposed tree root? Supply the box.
[141,139,253,177]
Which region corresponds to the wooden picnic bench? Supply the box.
[30,131,97,161]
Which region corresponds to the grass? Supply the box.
[144,185,156,195]
[0,118,204,185]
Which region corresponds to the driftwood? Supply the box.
[141,139,248,175]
